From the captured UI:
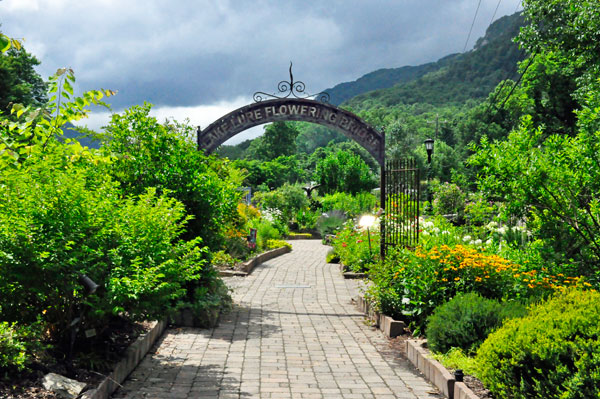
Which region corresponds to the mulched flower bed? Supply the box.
[0,318,151,399]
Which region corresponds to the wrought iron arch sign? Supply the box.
[197,98,384,166]
[196,65,420,258]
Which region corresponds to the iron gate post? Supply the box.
[379,129,386,260]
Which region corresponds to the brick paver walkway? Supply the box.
[112,240,440,398]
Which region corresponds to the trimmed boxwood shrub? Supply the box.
[426,292,527,354]
[476,287,600,399]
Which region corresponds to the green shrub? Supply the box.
[184,268,232,328]
[316,210,347,237]
[464,194,497,226]
[320,192,377,218]
[426,292,527,354]
[476,287,600,399]
[211,250,239,269]
[326,249,340,264]
[331,221,379,273]
[266,239,292,250]
[0,150,209,344]
[249,219,281,250]
[0,322,45,372]
[433,182,466,220]
[102,103,243,249]
[253,183,309,226]
[0,322,28,372]
[295,208,320,231]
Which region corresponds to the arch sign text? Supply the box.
[197,98,384,166]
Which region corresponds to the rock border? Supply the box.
[339,263,368,279]
[355,295,406,338]
[406,340,479,399]
[81,319,167,399]
[218,246,291,277]
[355,295,479,399]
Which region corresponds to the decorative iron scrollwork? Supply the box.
[253,62,330,103]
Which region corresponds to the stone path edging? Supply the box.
[356,295,480,399]
[218,246,291,277]
[355,295,406,338]
[406,340,479,399]
[82,319,167,399]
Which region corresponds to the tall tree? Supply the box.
[245,122,299,161]
[0,46,47,112]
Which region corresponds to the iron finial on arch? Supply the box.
[253,62,330,103]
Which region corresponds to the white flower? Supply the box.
[433,227,441,234]
[469,240,476,246]
[486,221,498,229]
[474,239,483,246]
[463,235,472,242]
[497,226,507,235]
[422,231,430,236]
[402,297,411,305]
[486,239,493,246]
[442,230,450,235]
[423,221,434,229]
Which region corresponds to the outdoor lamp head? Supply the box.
[358,214,376,229]
[78,273,99,295]
[424,138,434,152]
[424,138,434,164]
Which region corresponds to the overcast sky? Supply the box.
[1,0,521,143]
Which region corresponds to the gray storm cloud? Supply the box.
[1,0,521,109]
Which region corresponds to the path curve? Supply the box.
[112,240,440,399]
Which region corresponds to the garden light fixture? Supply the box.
[78,273,99,295]
[358,214,376,229]
[424,138,434,164]
[358,214,377,256]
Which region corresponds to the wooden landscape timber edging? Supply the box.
[81,319,168,399]
[218,246,291,277]
[355,295,479,399]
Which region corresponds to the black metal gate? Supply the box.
[381,159,420,257]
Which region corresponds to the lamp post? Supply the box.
[424,138,434,208]
[358,214,377,256]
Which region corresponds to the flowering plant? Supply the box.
[331,221,380,273]
[367,244,582,332]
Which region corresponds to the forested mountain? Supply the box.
[343,12,525,110]
[324,55,458,106]
[217,11,528,189]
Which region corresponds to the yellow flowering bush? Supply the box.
[367,244,582,332]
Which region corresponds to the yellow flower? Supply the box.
[454,277,460,281]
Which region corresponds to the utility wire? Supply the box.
[485,62,519,116]
[463,0,483,52]
[515,0,522,13]
[498,52,536,110]
[489,0,502,26]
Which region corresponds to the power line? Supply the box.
[497,53,536,110]
[514,0,522,13]
[489,0,502,26]
[463,0,483,52]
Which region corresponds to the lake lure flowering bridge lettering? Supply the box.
[197,98,385,165]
